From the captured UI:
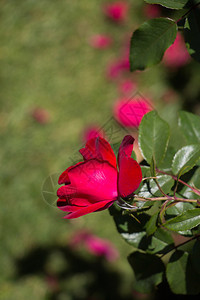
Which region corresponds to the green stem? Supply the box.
[156,169,200,196]
[134,195,198,203]
[161,233,200,258]
[176,1,200,24]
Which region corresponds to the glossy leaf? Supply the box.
[164,208,200,232]
[166,250,200,294]
[130,18,177,71]
[144,0,189,9]
[146,227,174,254]
[172,144,200,175]
[128,252,165,293]
[139,111,170,166]
[141,166,151,178]
[145,213,158,235]
[109,204,148,249]
[178,111,200,144]
[158,146,176,172]
[139,175,174,198]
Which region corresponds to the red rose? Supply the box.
[57,135,142,219]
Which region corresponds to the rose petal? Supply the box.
[58,162,83,184]
[64,200,114,219]
[57,202,82,212]
[118,135,134,165]
[66,159,118,202]
[79,137,117,168]
[118,156,142,197]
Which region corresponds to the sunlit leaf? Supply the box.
[130,18,177,71]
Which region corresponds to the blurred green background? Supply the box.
[0,0,200,299]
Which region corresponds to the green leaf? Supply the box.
[145,213,158,235]
[144,0,189,9]
[139,111,170,166]
[158,146,176,172]
[166,201,195,217]
[179,111,200,144]
[109,204,148,249]
[128,252,165,293]
[150,156,156,177]
[184,7,200,63]
[110,204,174,254]
[164,208,200,232]
[146,227,174,254]
[139,175,174,198]
[172,144,200,175]
[130,18,177,71]
[141,166,151,178]
[166,250,200,294]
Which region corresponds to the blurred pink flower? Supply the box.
[163,32,190,68]
[113,97,152,127]
[31,107,50,124]
[89,34,112,49]
[106,35,130,80]
[118,79,137,95]
[70,230,119,261]
[143,4,161,18]
[103,1,129,23]
[106,58,130,80]
[82,126,104,142]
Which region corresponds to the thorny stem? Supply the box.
[161,233,200,258]
[142,176,171,199]
[176,1,200,24]
[134,195,198,203]
[156,169,200,196]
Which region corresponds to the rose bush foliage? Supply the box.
[57,109,200,295]
[130,0,200,70]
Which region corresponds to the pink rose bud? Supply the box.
[118,79,137,95]
[103,1,129,23]
[106,58,130,80]
[163,32,190,68]
[113,97,152,127]
[31,107,50,124]
[69,230,119,261]
[82,126,104,143]
[89,34,112,49]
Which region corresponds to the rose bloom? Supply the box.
[89,34,112,49]
[57,135,142,219]
[103,1,129,22]
[163,32,190,68]
[113,97,152,127]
